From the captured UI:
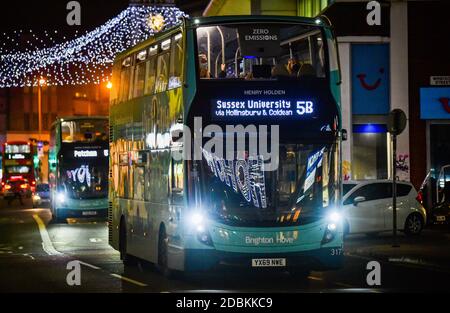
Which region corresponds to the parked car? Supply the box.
[342,180,426,236]
[32,183,51,208]
[418,166,450,226]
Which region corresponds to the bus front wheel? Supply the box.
[157,226,178,279]
[51,208,66,224]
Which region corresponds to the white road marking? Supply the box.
[29,214,147,287]
[110,273,148,287]
[78,261,101,270]
[32,214,63,256]
[77,260,147,287]
[308,276,323,281]
[22,253,35,260]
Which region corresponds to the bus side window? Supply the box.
[155,52,170,93]
[119,67,131,102]
[171,155,184,205]
[134,165,145,201]
[119,164,128,198]
[169,33,183,89]
[121,56,132,101]
[133,58,146,98]
[144,57,156,95]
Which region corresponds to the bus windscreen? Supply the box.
[198,142,339,227]
[61,119,108,143]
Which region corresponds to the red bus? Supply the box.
[1,141,36,193]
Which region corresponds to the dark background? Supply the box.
[0,0,129,32]
[0,0,208,33]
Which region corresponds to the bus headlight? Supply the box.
[188,211,213,246]
[189,212,204,226]
[57,192,66,204]
[322,210,342,244]
[327,211,342,224]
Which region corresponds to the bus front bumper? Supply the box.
[55,198,108,218]
[184,247,343,272]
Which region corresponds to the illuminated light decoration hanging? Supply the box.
[0,5,187,88]
[147,13,166,32]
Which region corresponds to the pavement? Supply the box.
[1,198,450,293]
[344,229,450,273]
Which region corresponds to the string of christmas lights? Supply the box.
[0,5,186,88]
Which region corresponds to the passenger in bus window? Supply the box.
[198,53,210,78]
[271,63,290,77]
[217,63,226,78]
[287,57,301,76]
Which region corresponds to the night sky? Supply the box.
[0,0,131,32]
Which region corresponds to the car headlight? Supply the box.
[33,194,41,201]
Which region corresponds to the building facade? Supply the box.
[0,84,110,182]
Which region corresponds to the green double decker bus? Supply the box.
[109,15,344,276]
[49,116,109,222]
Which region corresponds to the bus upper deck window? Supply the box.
[169,33,183,89]
[196,24,326,80]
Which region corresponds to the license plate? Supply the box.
[252,258,286,267]
[82,211,97,216]
[436,216,446,222]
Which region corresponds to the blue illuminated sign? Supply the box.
[353,124,387,133]
[420,87,450,119]
[352,44,390,115]
[212,99,315,120]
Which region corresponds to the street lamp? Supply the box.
[37,77,46,141]
[106,81,113,90]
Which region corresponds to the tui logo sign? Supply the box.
[439,97,450,114]
[356,68,384,91]
[352,44,390,115]
[420,88,450,119]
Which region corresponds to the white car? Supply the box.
[342,180,427,236]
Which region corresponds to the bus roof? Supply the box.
[3,141,30,145]
[51,116,108,128]
[189,15,327,27]
[115,15,329,61]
